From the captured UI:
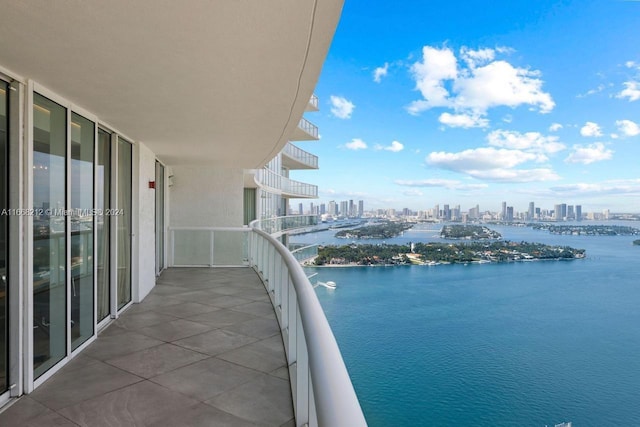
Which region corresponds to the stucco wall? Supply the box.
[135,142,157,301]
[169,166,244,227]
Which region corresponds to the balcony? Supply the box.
[256,169,318,199]
[290,118,319,141]
[3,226,366,426]
[282,142,319,170]
[306,94,319,112]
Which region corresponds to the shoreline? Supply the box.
[303,257,582,268]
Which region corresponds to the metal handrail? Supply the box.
[250,223,367,426]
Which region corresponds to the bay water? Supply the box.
[297,223,640,426]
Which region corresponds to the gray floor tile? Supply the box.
[147,403,262,427]
[155,301,220,318]
[270,366,290,380]
[83,331,164,361]
[23,411,80,426]
[150,358,263,401]
[113,311,178,331]
[137,318,215,342]
[186,309,258,328]
[230,301,276,318]
[30,362,142,410]
[0,396,54,425]
[58,381,199,427]
[205,375,293,426]
[201,295,253,309]
[173,329,257,356]
[217,338,287,374]
[223,316,280,339]
[105,343,209,378]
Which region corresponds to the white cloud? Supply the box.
[395,178,488,190]
[402,189,424,197]
[427,147,541,171]
[565,142,613,164]
[487,130,566,154]
[580,121,603,137]
[617,81,640,101]
[425,146,561,183]
[460,47,495,68]
[467,168,560,182]
[373,62,389,83]
[453,60,555,113]
[330,95,355,119]
[616,119,640,137]
[577,84,606,98]
[374,140,404,152]
[549,179,640,197]
[408,46,457,113]
[625,61,637,69]
[438,112,489,128]
[345,138,367,150]
[407,45,554,123]
[549,123,563,132]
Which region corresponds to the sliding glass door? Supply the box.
[32,93,67,378]
[96,130,110,323]
[70,113,94,350]
[117,139,131,309]
[0,81,8,393]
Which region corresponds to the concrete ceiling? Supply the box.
[0,0,342,168]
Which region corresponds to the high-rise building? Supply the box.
[506,206,514,222]
[567,205,574,220]
[502,201,507,220]
[358,200,364,217]
[443,204,451,221]
[576,205,582,221]
[528,202,535,220]
[561,203,567,220]
[340,200,349,216]
[349,199,354,217]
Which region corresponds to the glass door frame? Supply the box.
[0,72,21,405]
[155,160,165,276]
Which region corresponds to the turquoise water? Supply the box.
[301,224,640,426]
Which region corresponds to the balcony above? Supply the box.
[282,142,319,170]
[290,118,319,141]
[256,169,318,199]
[306,94,319,112]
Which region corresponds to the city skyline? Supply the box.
[289,1,640,212]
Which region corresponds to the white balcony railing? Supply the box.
[253,215,318,236]
[282,142,319,169]
[308,94,319,110]
[256,169,318,198]
[168,225,367,427]
[298,117,319,139]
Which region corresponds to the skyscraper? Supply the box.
[358,200,364,217]
[528,202,535,220]
[502,201,507,220]
[576,205,582,221]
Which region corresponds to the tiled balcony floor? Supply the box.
[0,268,294,427]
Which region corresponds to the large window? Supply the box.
[33,93,67,378]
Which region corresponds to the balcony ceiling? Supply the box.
[0,0,342,168]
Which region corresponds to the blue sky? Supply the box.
[290,0,640,214]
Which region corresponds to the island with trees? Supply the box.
[440,225,502,240]
[335,220,413,239]
[633,239,640,246]
[314,241,585,266]
[531,224,640,236]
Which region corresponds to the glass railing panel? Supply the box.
[212,230,249,265]
[172,229,211,266]
[291,244,318,262]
